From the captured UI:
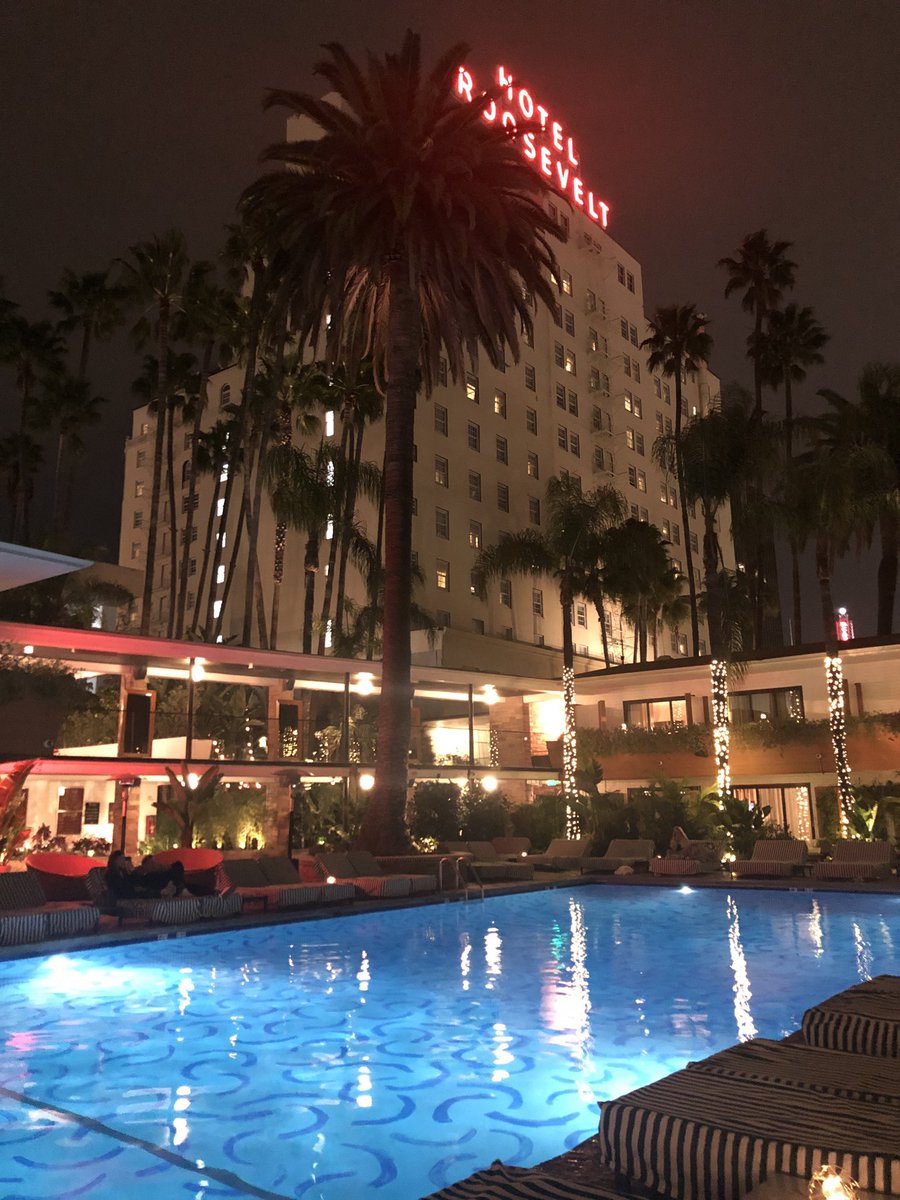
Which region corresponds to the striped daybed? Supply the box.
[731,838,808,878]
[581,838,656,874]
[314,852,411,898]
[423,1160,613,1199]
[221,857,355,909]
[0,871,100,945]
[597,1037,900,1199]
[151,848,243,918]
[84,868,205,926]
[812,840,896,882]
[347,850,437,895]
[802,975,900,1056]
[650,839,725,877]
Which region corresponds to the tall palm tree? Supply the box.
[758,304,829,644]
[474,477,625,818]
[0,433,43,542]
[43,373,107,540]
[49,268,127,382]
[641,305,713,656]
[190,421,235,637]
[599,518,677,664]
[119,230,191,635]
[243,34,560,852]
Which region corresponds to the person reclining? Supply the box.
[106,850,188,899]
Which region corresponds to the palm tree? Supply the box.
[0,433,43,542]
[49,268,127,382]
[190,421,235,637]
[758,304,829,643]
[43,373,107,540]
[474,477,625,818]
[599,519,677,664]
[641,305,713,656]
[243,34,560,852]
[119,230,191,635]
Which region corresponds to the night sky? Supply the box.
[2,1,898,637]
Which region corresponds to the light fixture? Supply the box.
[808,1164,859,1199]
[355,673,375,696]
[190,660,206,683]
[186,772,200,790]
[481,684,499,705]
[481,775,498,792]
[825,655,854,833]
[326,875,337,885]
[358,773,375,792]
[710,659,730,801]
[22,644,34,656]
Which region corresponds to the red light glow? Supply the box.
[456,65,610,228]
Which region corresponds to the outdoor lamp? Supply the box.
[481,775,498,792]
[808,1164,859,1199]
[358,773,375,792]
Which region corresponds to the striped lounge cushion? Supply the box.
[276,883,355,908]
[802,975,900,1056]
[423,1160,613,1199]
[352,875,411,899]
[0,911,48,946]
[197,893,243,919]
[115,896,202,925]
[598,1038,900,1199]
[44,904,99,938]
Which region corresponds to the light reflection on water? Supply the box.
[1,887,898,1200]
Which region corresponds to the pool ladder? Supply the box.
[437,855,484,901]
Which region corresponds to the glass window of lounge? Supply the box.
[730,687,804,724]
[624,697,688,730]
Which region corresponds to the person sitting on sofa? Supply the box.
[107,851,187,899]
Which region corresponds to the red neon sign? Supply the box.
[456,65,611,229]
[834,608,854,643]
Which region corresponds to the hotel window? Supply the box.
[637,470,647,492]
[136,450,146,468]
[628,465,637,488]
[589,327,599,353]
[466,373,479,403]
[568,390,578,415]
[556,383,567,409]
[564,310,575,336]
[560,214,570,236]
[134,481,145,498]
[549,201,558,224]
[438,357,448,386]
[493,389,507,418]
[593,446,605,471]
[660,483,669,503]
[629,324,638,346]
[561,270,573,295]
[526,407,538,434]
[434,404,448,435]
[654,377,662,398]
[590,366,601,391]
[670,486,678,507]
[663,382,671,405]
[435,507,450,538]
[626,428,635,450]
[558,425,568,449]
[632,359,641,382]
[624,391,642,418]
[731,687,804,725]
[435,455,449,486]
[666,417,673,434]
[532,589,544,616]
[436,559,450,590]
[130,542,141,560]
[527,452,539,479]
[496,435,508,464]
[325,410,335,437]
[521,319,534,348]
[624,697,688,731]
[570,432,580,457]
[630,502,639,518]
[140,421,150,435]
[497,483,510,512]
[412,497,418,515]
[528,496,541,525]
[436,609,450,626]
[552,303,562,328]
[219,383,231,408]
[656,411,664,434]
[626,270,635,293]
[133,510,143,528]
[639,506,648,522]
[500,579,512,607]
[525,363,536,390]
[468,520,482,549]
[189,558,198,577]
[673,524,681,545]
[690,532,698,551]
[467,422,480,452]
[620,317,629,340]
[181,460,192,486]
[468,470,482,501]
[575,602,587,627]
[565,348,576,374]
[617,263,626,285]
[635,433,645,456]
[472,618,485,635]
[554,342,565,368]
[623,357,632,379]
[662,520,670,538]
[586,289,596,312]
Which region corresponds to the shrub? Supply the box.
[461,785,510,841]
[408,782,462,846]
[510,793,564,851]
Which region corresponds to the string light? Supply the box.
[808,1164,858,1199]
[562,665,580,836]
[489,724,500,768]
[710,659,730,800]
[825,655,854,833]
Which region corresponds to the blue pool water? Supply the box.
[0,886,898,1200]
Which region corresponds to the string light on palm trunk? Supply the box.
[710,659,730,801]
[825,655,854,833]
[562,665,580,836]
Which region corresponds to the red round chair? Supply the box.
[25,851,98,901]
[151,847,224,894]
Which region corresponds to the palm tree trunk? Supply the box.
[876,506,899,636]
[165,396,179,639]
[674,369,700,655]
[214,493,247,640]
[702,505,723,657]
[176,341,212,638]
[783,367,803,645]
[559,579,579,830]
[302,531,320,654]
[596,595,611,667]
[269,523,287,649]
[365,458,386,661]
[191,473,222,636]
[790,541,803,646]
[50,432,66,540]
[317,424,352,652]
[335,422,364,639]
[140,303,169,635]
[815,531,835,641]
[356,258,418,854]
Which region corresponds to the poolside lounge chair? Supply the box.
[580,838,656,874]
[442,842,535,882]
[731,838,808,878]
[151,847,243,918]
[811,839,896,882]
[802,974,900,1056]
[598,1036,900,1199]
[221,857,355,909]
[85,867,204,926]
[0,871,99,945]
[649,839,725,877]
[346,850,437,895]
[528,837,591,871]
[314,852,412,899]
[491,836,532,859]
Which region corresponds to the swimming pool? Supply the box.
[0,886,897,1200]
